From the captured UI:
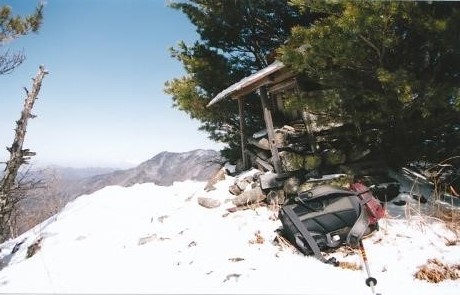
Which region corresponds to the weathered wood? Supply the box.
[245,149,274,172]
[255,157,274,172]
[259,86,283,173]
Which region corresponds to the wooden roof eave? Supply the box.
[207,60,286,107]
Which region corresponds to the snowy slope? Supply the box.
[0,170,458,294]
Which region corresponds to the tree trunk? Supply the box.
[0,65,48,242]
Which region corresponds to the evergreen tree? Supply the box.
[280,1,460,166]
[0,3,43,74]
[165,0,320,162]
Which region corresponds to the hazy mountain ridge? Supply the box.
[77,149,223,193]
[14,149,223,236]
[43,166,118,180]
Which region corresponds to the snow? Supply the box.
[0,170,459,294]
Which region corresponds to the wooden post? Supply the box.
[238,97,248,170]
[301,109,317,153]
[259,86,283,173]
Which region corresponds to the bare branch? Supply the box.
[0,49,25,75]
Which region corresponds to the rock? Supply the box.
[236,177,252,191]
[279,151,304,171]
[197,197,221,209]
[232,186,266,206]
[229,184,242,195]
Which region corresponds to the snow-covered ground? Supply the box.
[0,169,458,294]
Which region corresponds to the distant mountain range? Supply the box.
[70,149,224,195]
[14,149,224,236]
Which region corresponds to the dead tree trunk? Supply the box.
[0,65,48,242]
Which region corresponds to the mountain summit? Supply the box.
[73,149,223,196]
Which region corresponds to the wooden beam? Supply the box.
[259,85,283,173]
[268,77,297,95]
[232,77,272,100]
[232,70,295,101]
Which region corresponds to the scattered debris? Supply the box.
[158,215,169,223]
[26,238,42,258]
[249,231,264,244]
[177,229,189,235]
[138,234,158,246]
[228,257,245,262]
[223,273,241,282]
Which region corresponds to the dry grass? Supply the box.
[339,261,362,271]
[397,171,460,242]
[414,259,460,283]
[433,205,460,238]
[387,176,460,283]
[273,234,301,255]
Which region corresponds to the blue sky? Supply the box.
[0,0,224,168]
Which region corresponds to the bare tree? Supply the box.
[0,65,48,242]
